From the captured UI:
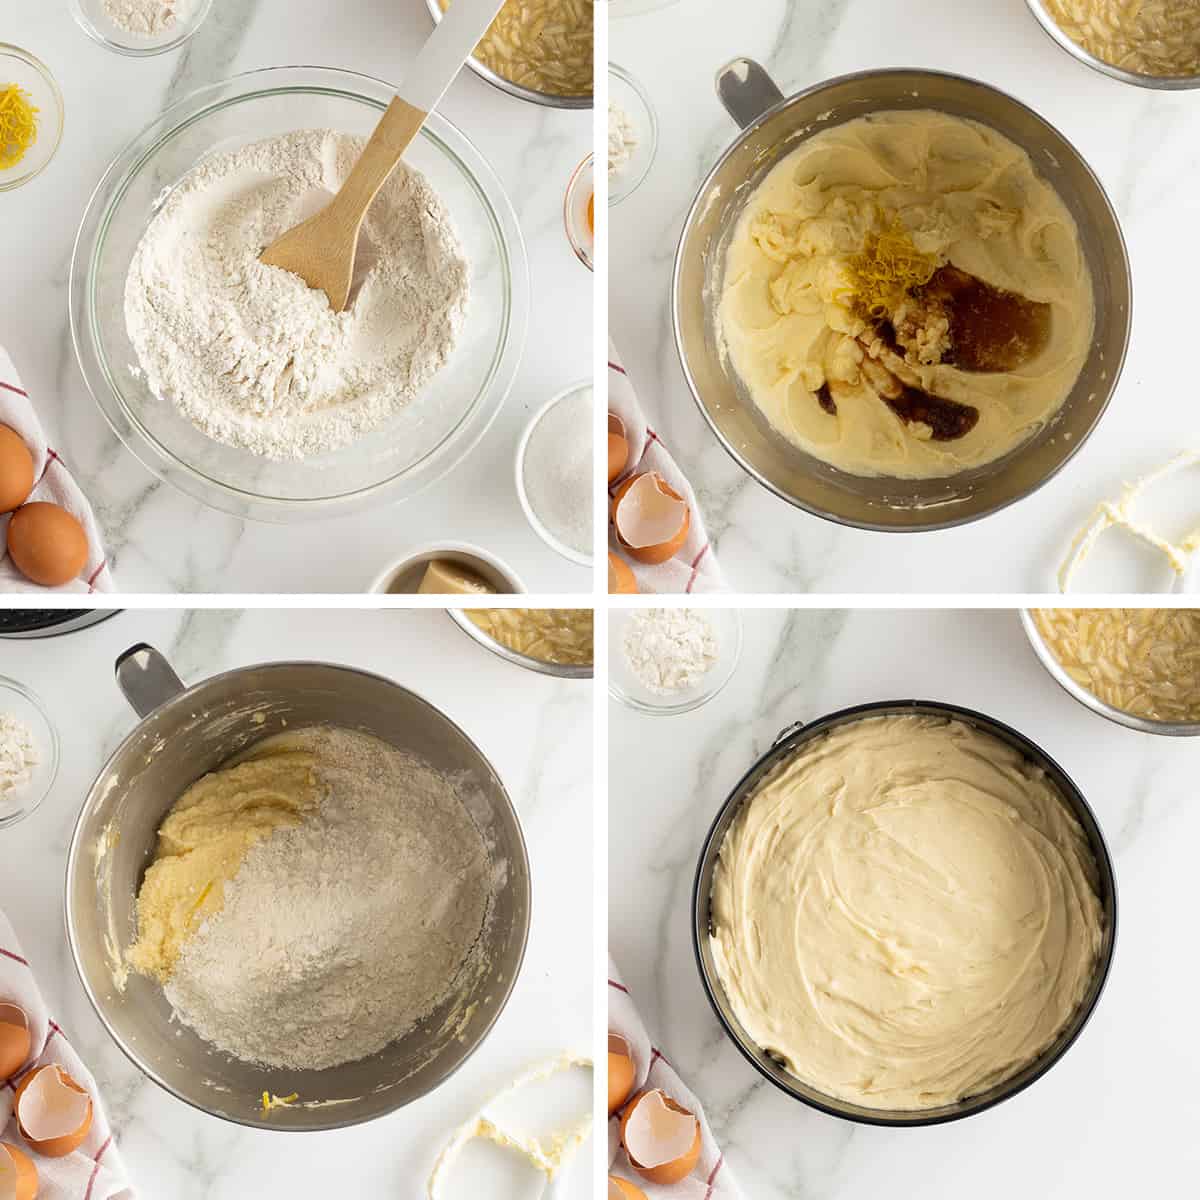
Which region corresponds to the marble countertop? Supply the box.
[609,607,1200,1196]
[4,1,593,593]
[610,0,1199,594]
[0,609,592,1198]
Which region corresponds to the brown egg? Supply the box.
[0,1004,31,1080]
[607,413,630,484]
[14,1065,93,1158]
[611,473,690,566]
[0,426,34,514]
[620,1088,702,1186]
[6,503,88,588]
[608,1033,636,1114]
[608,1176,648,1200]
[608,552,638,596]
[0,1142,38,1200]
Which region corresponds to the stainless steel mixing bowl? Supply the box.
[1025,0,1200,91]
[447,609,593,679]
[1021,608,1200,736]
[692,699,1118,1126]
[673,62,1132,532]
[424,0,592,109]
[66,645,531,1132]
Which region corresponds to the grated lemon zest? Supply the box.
[0,84,38,170]
[844,215,938,319]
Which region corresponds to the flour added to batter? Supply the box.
[124,129,471,461]
[718,110,1094,479]
[128,726,493,1071]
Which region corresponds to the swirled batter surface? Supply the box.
[709,715,1103,1110]
[718,111,1094,478]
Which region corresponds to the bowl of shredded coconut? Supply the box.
[1026,0,1200,89]
[0,676,58,828]
[70,0,214,57]
[609,607,742,714]
[70,66,529,522]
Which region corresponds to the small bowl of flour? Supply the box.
[71,0,213,55]
[608,64,658,206]
[0,676,59,828]
[609,607,742,714]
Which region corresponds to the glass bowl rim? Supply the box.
[514,379,595,568]
[0,673,61,829]
[0,43,65,192]
[69,64,530,522]
[67,0,215,57]
[607,62,659,206]
[608,607,743,715]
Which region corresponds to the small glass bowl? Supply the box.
[564,154,594,271]
[70,0,214,56]
[0,676,60,829]
[608,64,658,205]
[609,608,742,715]
[515,381,594,568]
[0,45,64,192]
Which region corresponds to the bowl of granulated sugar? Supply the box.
[515,381,594,567]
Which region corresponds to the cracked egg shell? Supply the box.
[0,1005,31,1080]
[608,414,630,484]
[608,552,638,595]
[608,1176,648,1200]
[0,1142,37,1200]
[608,1033,636,1114]
[620,1088,701,1185]
[13,1065,93,1158]
[611,473,690,565]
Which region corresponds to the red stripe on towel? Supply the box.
[686,543,710,593]
[0,946,29,967]
[0,380,28,398]
[608,979,629,994]
[704,1154,725,1197]
[83,1134,113,1200]
[608,361,627,376]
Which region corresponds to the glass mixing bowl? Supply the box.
[70,66,529,523]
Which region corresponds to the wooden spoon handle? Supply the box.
[326,96,427,228]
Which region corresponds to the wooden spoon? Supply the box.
[259,0,504,313]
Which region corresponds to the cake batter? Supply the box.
[718,110,1094,479]
[709,714,1104,1110]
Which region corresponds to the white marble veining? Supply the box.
[4,1,592,593]
[609,608,1200,1196]
[610,0,1200,594]
[0,609,592,1197]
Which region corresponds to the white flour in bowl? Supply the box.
[163,727,494,1070]
[103,0,191,36]
[124,129,470,460]
[0,714,37,799]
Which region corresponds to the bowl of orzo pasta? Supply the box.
[1022,608,1200,735]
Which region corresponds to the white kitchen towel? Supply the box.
[608,342,727,594]
[608,957,742,1199]
[0,347,114,593]
[0,911,133,1199]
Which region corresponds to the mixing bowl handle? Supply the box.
[716,58,785,130]
[115,643,187,719]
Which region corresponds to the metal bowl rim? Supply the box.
[1024,0,1200,91]
[447,610,594,679]
[64,658,532,1132]
[690,696,1119,1127]
[671,65,1133,533]
[423,0,593,109]
[1020,608,1200,736]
